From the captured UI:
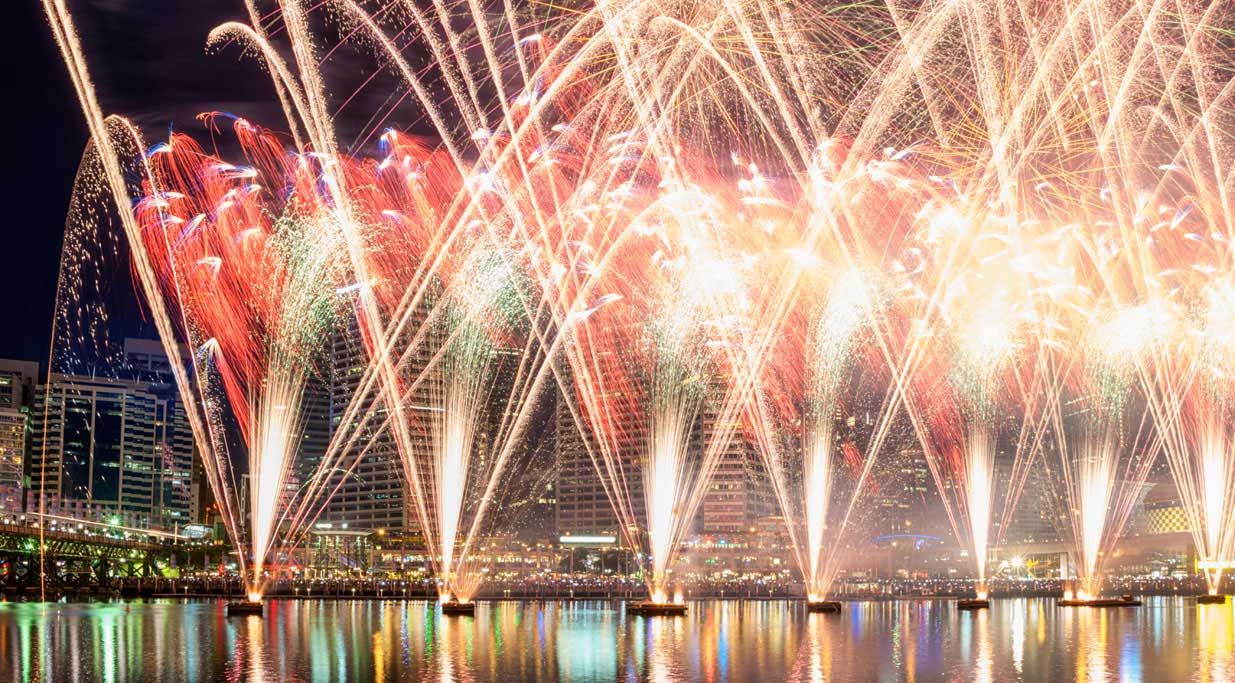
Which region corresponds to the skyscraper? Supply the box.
[0,408,25,513]
[28,340,196,531]
[553,370,777,538]
[697,394,775,534]
[0,359,38,513]
[148,383,195,531]
[124,338,197,530]
[322,310,410,531]
[320,290,525,539]
[32,374,161,527]
[0,359,39,411]
[553,378,627,536]
[296,372,331,495]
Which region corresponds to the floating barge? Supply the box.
[627,601,688,616]
[956,598,990,610]
[225,600,265,617]
[441,600,476,616]
[1196,594,1227,605]
[1057,594,1141,608]
[806,600,842,613]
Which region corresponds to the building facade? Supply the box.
[0,359,39,512]
[31,375,160,527]
[0,359,38,410]
[697,397,774,534]
[554,369,775,539]
[553,370,633,537]
[0,408,25,514]
[29,368,195,531]
[322,310,410,531]
[124,338,197,530]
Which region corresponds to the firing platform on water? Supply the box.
[956,599,990,610]
[1057,595,1141,608]
[806,600,842,613]
[225,601,265,617]
[1197,594,1227,604]
[441,601,476,615]
[627,601,688,616]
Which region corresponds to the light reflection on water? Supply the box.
[0,597,1230,682]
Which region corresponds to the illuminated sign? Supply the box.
[181,524,210,539]
[559,535,617,545]
[1197,560,1235,570]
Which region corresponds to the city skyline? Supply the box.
[4,1,1234,681]
[0,5,1205,578]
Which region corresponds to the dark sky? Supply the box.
[4,1,287,365]
[2,1,428,367]
[4,2,85,365]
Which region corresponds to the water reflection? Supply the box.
[972,609,992,683]
[791,611,834,682]
[1197,601,1233,681]
[0,597,1229,681]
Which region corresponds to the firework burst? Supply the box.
[41,0,1235,605]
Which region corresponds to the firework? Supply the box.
[134,124,351,594]
[42,0,1235,606]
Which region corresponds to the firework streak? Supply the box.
[43,0,1235,600]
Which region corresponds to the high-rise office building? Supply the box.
[0,359,39,411]
[321,290,524,537]
[29,340,196,531]
[699,439,775,534]
[697,393,775,534]
[858,409,942,539]
[553,375,627,536]
[32,374,162,527]
[297,372,331,493]
[148,383,194,531]
[1002,461,1062,544]
[554,370,777,538]
[322,310,411,531]
[870,442,937,536]
[0,408,25,513]
[0,359,39,513]
[124,338,197,530]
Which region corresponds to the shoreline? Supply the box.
[4,592,1227,604]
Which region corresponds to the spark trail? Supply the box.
[43,0,1235,604]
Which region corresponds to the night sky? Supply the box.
[5,3,83,364]
[5,2,282,365]
[3,1,416,367]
